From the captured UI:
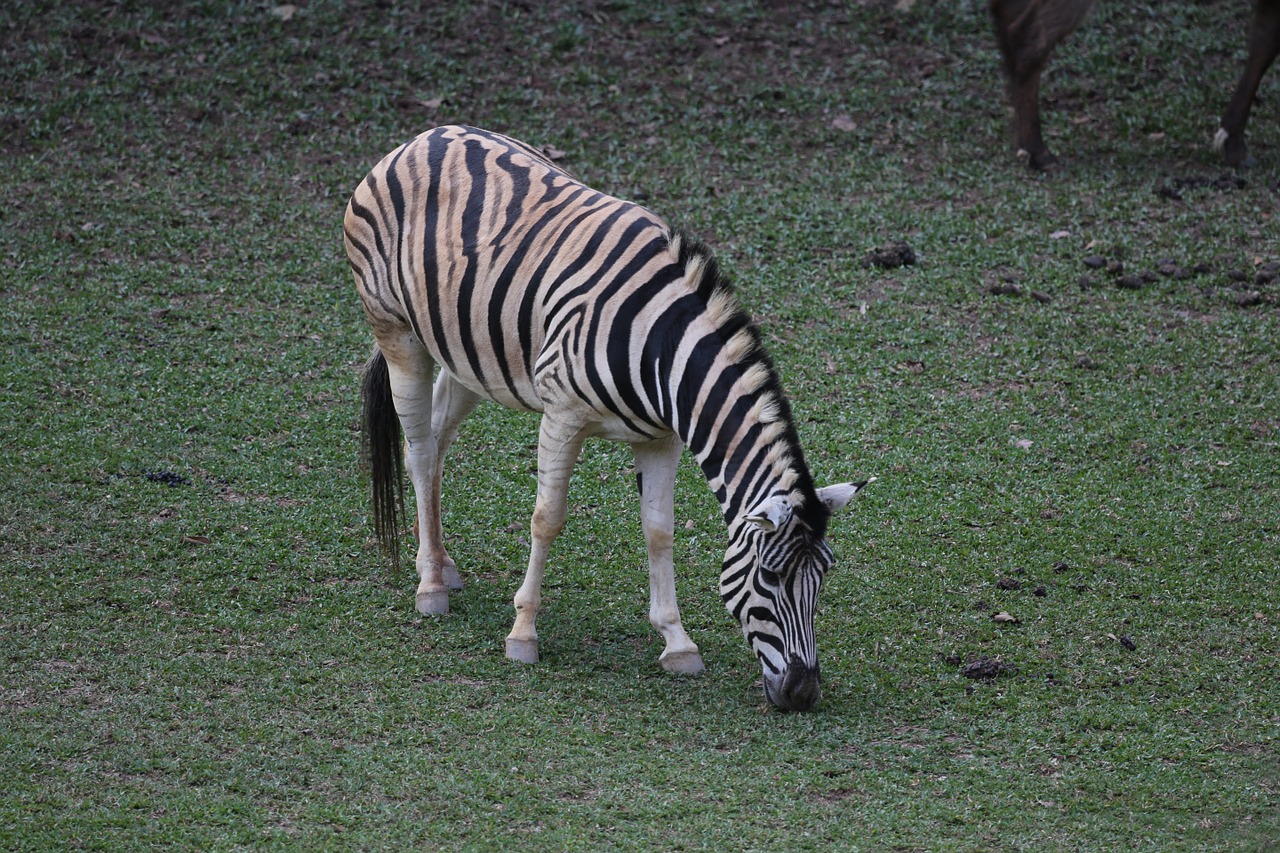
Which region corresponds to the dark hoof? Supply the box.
[1018,147,1059,172]
[1215,128,1255,168]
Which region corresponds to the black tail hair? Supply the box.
[361,347,405,565]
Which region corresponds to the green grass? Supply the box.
[2,1,1277,849]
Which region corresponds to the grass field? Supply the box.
[2,1,1277,849]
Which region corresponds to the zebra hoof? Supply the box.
[660,649,706,675]
[505,637,539,664]
[415,590,450,616]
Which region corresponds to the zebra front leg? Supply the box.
[633,436,705,675]
[505,414,590,664]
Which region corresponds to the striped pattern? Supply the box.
[345,125,867,711]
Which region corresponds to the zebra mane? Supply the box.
[669,229,830,537]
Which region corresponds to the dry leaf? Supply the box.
[1013,439,1034,450]
[992,611,1020,624]
[271,4,297,21]
[712,35,731,47]
[541,145,567,161]
[182,535,211,545]
[1049,229,1071,239]
[831,115,857,132]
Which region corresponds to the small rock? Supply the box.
[1106,260,1125,277]
[987,282,1023,297]
[996,577,1022,591]
[1117,275,1144,290]
[1191,262,1213,275]
[1140,270,1159,283]
[1119,635,1137,651]
[146,471,190,487]
[1074,354,1099,370]
[1227,269,1248,282]
[1079,275,1096,291]
[1031,290,1052,304]
[1033,585,1048,597]
[1157,263,1179,277]
[1052,561,1070,573]
[1212,173,1247,191]
[1235,290,1263,307]
[1256,270,1276,286]
[1083,255,1106,269]
[862,241,916,269]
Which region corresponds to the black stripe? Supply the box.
[345,201,399,319]
[676,333,727,450]
[454,137,495,387]
[602,258,683,431]
[382,145,430,349]
[480,147,538,408]
[641,292,705,428]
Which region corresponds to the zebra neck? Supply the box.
[670,350,812,526]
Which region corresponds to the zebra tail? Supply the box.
[361,346,405,565]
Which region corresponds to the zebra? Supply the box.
[344,125,872,712]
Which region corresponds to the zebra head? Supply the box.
[723,480,872,712]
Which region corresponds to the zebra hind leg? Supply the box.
[424,371,481,591]
[379,335,453,615]
[633,436,705,675]
[505,413,590,664]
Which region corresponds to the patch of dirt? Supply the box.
[959,656,1018,679]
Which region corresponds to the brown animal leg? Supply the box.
[990,0,1096,170]
[1217,0,1280,167]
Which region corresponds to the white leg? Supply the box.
[505,413,589,664]
[633,435,705,674]
[378,334,452,616]
[420,372,480,591]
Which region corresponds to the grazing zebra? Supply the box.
[344,125,871,712]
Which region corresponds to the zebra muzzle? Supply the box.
[763,656,821,712]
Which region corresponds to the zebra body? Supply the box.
[345,125,869,711]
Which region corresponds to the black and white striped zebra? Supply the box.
[344,125,871,711]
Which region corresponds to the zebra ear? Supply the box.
[743,495,793,533]
[817,478,877,514]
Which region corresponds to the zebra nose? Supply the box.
[764,657,821,712]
